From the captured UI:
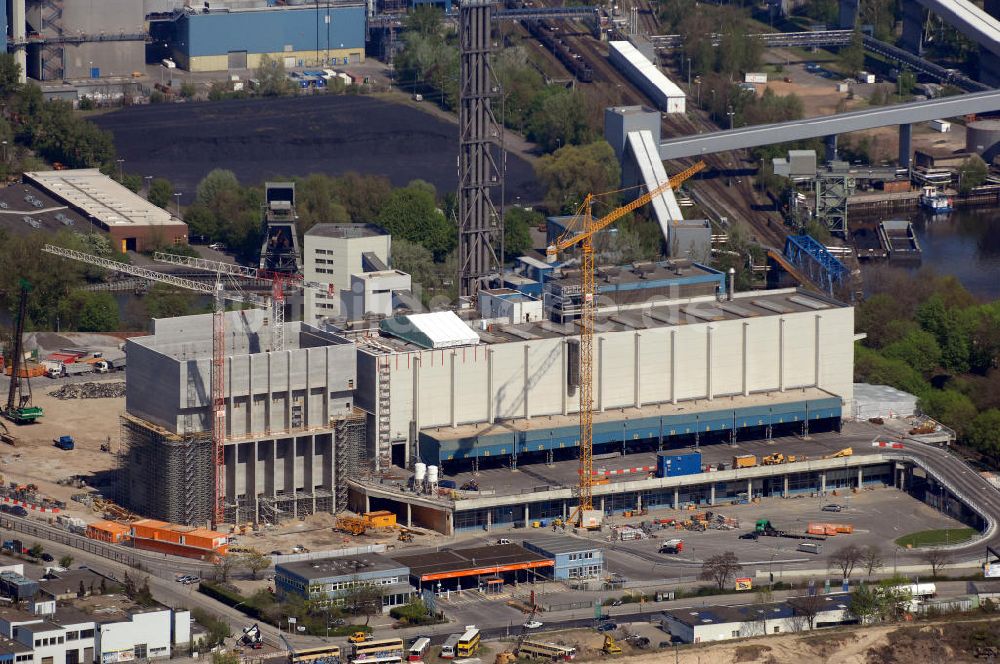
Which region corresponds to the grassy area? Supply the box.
[895,528,977,548]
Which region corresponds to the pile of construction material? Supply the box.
[49,382,126,399]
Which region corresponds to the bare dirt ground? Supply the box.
[518,616,1000,664]
[757,50,971,164]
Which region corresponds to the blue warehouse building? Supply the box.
[523,536,604,580]
[167,4,366,72]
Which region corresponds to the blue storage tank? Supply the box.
[657,451,702,478]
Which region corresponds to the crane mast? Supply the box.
[546,161,706,525]
[41,244,269,527]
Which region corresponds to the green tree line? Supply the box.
[856,269,1000,465]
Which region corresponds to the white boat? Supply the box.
[920,186,953,212]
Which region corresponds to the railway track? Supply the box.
[517,0,787,249]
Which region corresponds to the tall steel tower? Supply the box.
[457,0,504,298]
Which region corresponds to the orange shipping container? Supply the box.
[184,528,229,550]
[364,510,397,529]
[130,518,170,540]
[86,520,130,544]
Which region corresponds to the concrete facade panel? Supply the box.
[710,323,743,397]
[673,326,708,401]
[746,317,780,391]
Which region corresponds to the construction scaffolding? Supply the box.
[117,414,214,526]
[335,408,368,511]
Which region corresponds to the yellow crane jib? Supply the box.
[545,159,704,527]
[545,160,706,259]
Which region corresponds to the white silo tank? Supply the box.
[427,465,439,485]
[414,463,427,483]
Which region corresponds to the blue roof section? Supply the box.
[179,5,365,57]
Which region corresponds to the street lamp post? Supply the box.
[173,192,182,217]
[116,158,125,181]
[687,57,692,90]
[144,175,153,197]
[727,107,735,130]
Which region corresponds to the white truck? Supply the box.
[62,363,93,377]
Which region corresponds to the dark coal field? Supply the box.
[91,95,544,205]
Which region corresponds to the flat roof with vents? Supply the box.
[276,553,408,583]
[24,170,186,231]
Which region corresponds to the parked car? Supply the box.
[208,243,226,251]
[524,620,543,629]
[821,504,844,512]
[41,553,54,562]
[597,622,617,632]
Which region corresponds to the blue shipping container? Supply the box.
[657,451,702,478]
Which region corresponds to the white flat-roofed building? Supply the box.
[23,170,187,253]
[303,223,391,322]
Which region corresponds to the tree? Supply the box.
[535,141,621,215]
[242,550,271,580]
[343,580,383,626]
[828,544,864,579]
[78,292,119,332]
[179,81,196,99]
[148,178,174,209]
[957,154,988,194]
[196,169,241,208]
[920,548,952,577]
[788,592,826,630]
[213,653,240,664]
[698,552,743,590]
[376,181,455,261]
[840,30,865,76]
[861,545,884,579]
[897,69,916,99]
[213,554,237,583]
[848,583,881,624]
[502,207,538,261]
[193,608,231,647]
[967,408,1000,464]
[525,87,597,153]
[405,4,443,36]
[59,554,74,568]
[919,389,977,437]
[0,54,22,98]
[28,543,44,558]
[255,54,293,97]
[883,330,942,378]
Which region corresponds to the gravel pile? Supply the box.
[49,382,126,399]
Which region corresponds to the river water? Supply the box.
[862,207,1000,300]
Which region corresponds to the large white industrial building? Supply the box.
[353,287,854,470]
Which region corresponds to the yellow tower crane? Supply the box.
[545,161,706,526]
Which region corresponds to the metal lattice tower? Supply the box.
[457,0,504,298]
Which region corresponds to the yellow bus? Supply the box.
[352,638,405,664]
[519,641,577,661]
[457,626,480,658]
[291,645,342,664]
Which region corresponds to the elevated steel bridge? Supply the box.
[657,89,1000,161]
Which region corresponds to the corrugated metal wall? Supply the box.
[179,5,365,57]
